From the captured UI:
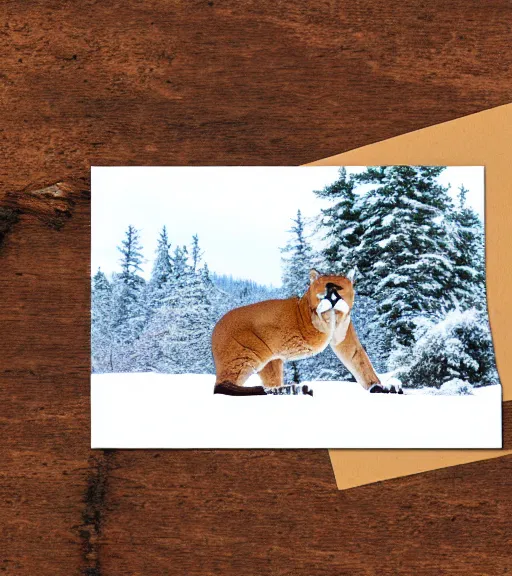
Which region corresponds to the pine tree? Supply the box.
[142,261,215,374]
[191,234,203,272]
[200,262,211,284]
[168,266,215,373]
[135,239,218,373]
[118,225,144,286]
[172,245,189,286]
[91,268,114,373]
[111,225,146,370]
[353,166,454,348]
[314,167,362,275]
[447,185,485,309]
[281,209,315,297]
[138,243,192,371]
[144,226,173,318]
[150,226,173,289]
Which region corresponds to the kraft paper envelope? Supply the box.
[308,103,512,489]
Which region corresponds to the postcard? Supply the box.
[91,166,501,448]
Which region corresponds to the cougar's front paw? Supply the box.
[369,382,403,394]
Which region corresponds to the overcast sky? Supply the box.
[92,166,484,287]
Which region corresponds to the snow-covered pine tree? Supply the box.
[144,225,173,316]
[118,225,145,285]
[311,168,390,372]
[314,167,362,275]
[353,166,454,348]
[159,253,215,374]
[191,234,203,272]
[172,245,189,285]
[137,236,216,374]
[447,185,486,309]
[130,226,173,371]
[202,264,230,324]
[281,209,315,297]
[150,226,173,289]
[111,225,146,371]
[91,268,114,373]
[132,242,190,373]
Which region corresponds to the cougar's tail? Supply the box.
[213,381,267,396]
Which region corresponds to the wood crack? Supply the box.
[1,179,88,232]
[79,450,115,576]
[0,206,20,249]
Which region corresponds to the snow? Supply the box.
[382,213,396,227]
[405,382,501,398]
[429,307,476,335]
[377,273,410,288]
[91,373,502,449]
[401,196,440,212]
[377,234,396,248]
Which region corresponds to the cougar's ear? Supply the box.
[309,269,321,284]
[346,268,357,285]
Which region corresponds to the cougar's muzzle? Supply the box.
[316,283,349,314]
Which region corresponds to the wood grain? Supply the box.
[1,1,512,574]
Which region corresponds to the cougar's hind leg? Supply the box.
[213,362,267,396]
[258,359,284,389]
[258,359,312,395]
[259,359,292,395]
[212,332,271,396]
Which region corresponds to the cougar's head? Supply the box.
[307,268,355,318]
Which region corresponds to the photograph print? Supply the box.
[91,166,501,448]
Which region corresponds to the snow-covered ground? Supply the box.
[91,373,502,449]
[404,384,499,396]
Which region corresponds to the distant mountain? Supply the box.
[210,272,283,302]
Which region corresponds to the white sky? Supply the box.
[92,166,484,287]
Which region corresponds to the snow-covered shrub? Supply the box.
[439,378,474,395]
[395,308,499,389]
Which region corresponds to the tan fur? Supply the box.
[212,270,381,395]
[330,322,380,390]
[259,359,284,389]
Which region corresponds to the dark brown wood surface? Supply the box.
[2,2,512,574]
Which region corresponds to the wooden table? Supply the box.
[2,2,511,574]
